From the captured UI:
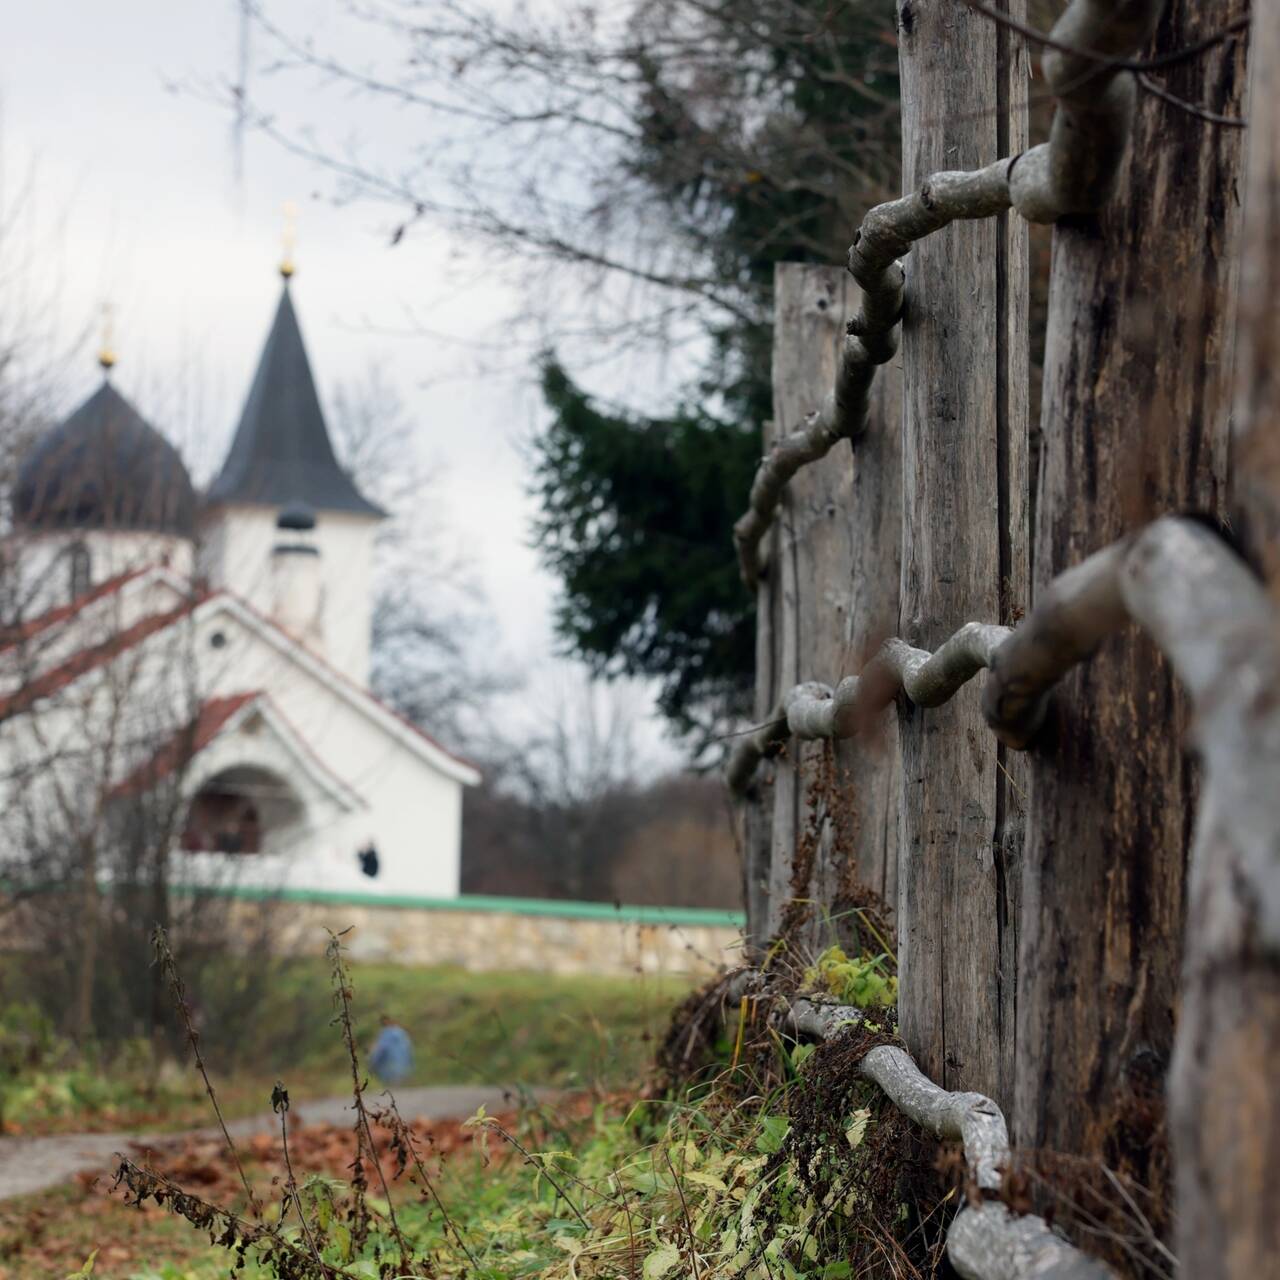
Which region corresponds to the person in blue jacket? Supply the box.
[369,1014,413,1086]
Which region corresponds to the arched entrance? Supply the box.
[180,764,305,855]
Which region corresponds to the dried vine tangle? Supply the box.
[724,971,1114,1280]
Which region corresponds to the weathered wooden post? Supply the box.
[838,318,903,917]
[1168,3,1280,1270]
[749,263,901,953]
[895,0,1029,1106]
[1015,0,1248,1172]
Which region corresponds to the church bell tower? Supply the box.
[199,244,385,686]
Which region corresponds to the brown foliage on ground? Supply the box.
[0,1110,514,1279]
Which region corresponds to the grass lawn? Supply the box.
[0,960,694,1137]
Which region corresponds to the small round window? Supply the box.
[209,630,228,650]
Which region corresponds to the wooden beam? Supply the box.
[1015,0,1248,1182]
[761,264,901,948]
[1170,2,1280,1270]
[895,0,1029,1106]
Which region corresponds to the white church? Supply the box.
[0,267,479,900]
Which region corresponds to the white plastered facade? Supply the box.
[198,504,379,688]
[9,529,195,621]
[0,565,477,900]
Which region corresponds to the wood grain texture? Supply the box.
[838,308,903,915]
[761,265,901,949]
[1015,0,1248,1162]
[896,0,1028,1106]
[763,265,834,942]
[1171,5,1280,1271]
[743,460,782,953]
[1231,0,1280,590]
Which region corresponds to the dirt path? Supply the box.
[0,1083,545,1202]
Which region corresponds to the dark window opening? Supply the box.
[357,844,380,878]
[181,766,303,854]
[182,791,263,853]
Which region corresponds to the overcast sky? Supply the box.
[3,0,685,767]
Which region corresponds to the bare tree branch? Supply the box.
[1136,72,1247,128]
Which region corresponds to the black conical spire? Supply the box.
[207,284,384,517]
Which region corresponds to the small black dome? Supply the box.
[15,383,197,536]
[276,501,317,532]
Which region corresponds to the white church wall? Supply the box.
[0,708,85,861]
[197,504,275,620]
[0,569,469,903]
[0,621,200,871]
[192,602,465,898]
[11,530,194,619]
[198,504,378,688]
[173,722,357,895]
[314,510,378,687]
[0,573,195,704]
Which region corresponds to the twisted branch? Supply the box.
[732,268,903,589]
[947,1204,1114,1280]
[720,971,1113,1279]
[733,0,1164,587]
[729,518,1260,793]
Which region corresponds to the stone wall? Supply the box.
[241,894,744,978]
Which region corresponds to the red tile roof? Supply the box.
[0,568,149,653]
[112,691,261,796]
[0,600,197,721]
[0,574,478,781]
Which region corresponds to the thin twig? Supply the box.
[376,1096,483,1271]
[112,1156,365,1280]
[1099,1166,1179,1273]
[962,1,1249,73]
[714,715,788,745]
[484,1120,593,1231]
[274,1082,328,1273]
[1137,72,1246,127]
[324,931,417,1273]
[151,926,261,1218]
[620,1178,640,1280]
[664,1145,703,1280]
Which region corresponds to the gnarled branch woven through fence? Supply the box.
[728,518,1260,793]
[720,970,1114,1280]
[733,0,1165,588]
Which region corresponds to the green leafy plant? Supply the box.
[64,1249,98,1278]
[803,947,898,1010]
[103,931,945,1280]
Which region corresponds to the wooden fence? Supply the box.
[726,1,1271,1275]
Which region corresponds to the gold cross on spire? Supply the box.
[98,303,117,373]
[280,200,298,279]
